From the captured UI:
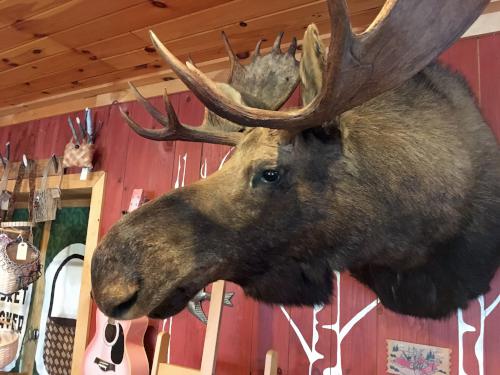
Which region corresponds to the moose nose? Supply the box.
[93,274,141,319]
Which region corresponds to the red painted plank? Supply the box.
[119,95,176,211]
[440,37,480,101]
[335,274,378,375]
[287,306,316,374]
[94,103,130,236]
[117,93,179,363]
[7,121,32,161]
[167,91,206,370]
[473,33,500,374]
[0,123,12,159]
[431,36,483,375]
[478,33,500,140]
[250,303,291,374]
[483,273,500,375]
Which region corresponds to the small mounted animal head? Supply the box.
[91,0,498,321]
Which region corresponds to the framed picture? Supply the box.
[387,339,451,375]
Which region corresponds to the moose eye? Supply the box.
[260,169,280,184]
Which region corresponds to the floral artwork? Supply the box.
[387,340,451,375]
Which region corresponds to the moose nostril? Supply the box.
[94,274,142,318]
[109,290,139,318]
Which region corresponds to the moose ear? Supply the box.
[300,24,326,106]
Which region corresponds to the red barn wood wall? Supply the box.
[0,33,498,374]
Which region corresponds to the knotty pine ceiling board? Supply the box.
[72,34,150,61]
[0,0,386,114]
[0,50,102,90]
[51,0,232,48]
[4,0,146,37]
[0,0,69,28]
[1,3,382,108]
[0,61,115,102]
[131,0,327,43]
[0,37,68,73]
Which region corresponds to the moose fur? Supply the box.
[92,24,500,320]
[327,64,500,318]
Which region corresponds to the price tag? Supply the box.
[0,195,10,211]
[51,188,61,199]
[17,242,28,261]
[80,167,89,181]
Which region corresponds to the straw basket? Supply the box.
[0,319,19,368]
[0,233,41,295]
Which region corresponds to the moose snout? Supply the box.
[97,278,140,319]
[93,273,141,319]
[91,255,143,319]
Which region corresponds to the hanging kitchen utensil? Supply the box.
[43,254,84,375]
[1,159,34,238]
[33,156,63,223]
[0,158,41,295]
[0,143,12,222]
[0,234,41,295]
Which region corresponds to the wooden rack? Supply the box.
[151,280,278,375]
[0,161,105,375]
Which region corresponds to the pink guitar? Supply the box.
[83,309,149,374]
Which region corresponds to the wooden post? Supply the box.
[20,221,51,374]
[71,173,106,375]
[200,280,225,375]
[151,332,170,375]
[264,350,278,375]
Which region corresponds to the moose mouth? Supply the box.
[102,287,199,320]
[147,286,201,319]
[93,265,206,320]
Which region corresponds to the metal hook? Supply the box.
[51,154,59,173]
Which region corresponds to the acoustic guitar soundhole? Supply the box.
[111,324,125,364]
[104,323,116,343]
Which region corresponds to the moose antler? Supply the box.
[121,31,300,145]
[149,0,489,131]
[119,83,243,146]
[222,31,300,110]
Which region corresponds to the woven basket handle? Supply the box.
[5,163,24,222]
[48,254,84,319]
[41,155,62,191]
[0,161,10,192]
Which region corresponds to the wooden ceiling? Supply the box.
[0,0,497,121]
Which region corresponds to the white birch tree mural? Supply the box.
[282,272,378,375]
[458,294,500,375]
[281,305,325,375]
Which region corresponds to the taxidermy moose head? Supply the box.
[92,0,500,320]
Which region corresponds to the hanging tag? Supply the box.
[51,188,61,199]
[17,242,28,261]
[80,167,89,180]
[0,192,10,210]
[0,200,9,211]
